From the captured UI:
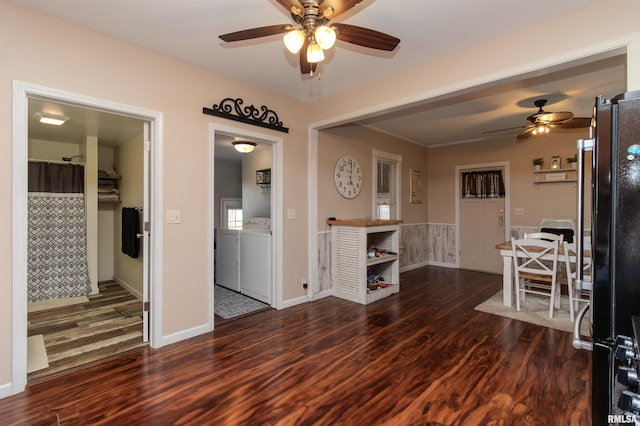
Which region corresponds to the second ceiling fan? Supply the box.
[219,0,400,76]
[516,99,592,140]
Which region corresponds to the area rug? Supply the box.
[28,295,89,313]
[214,286,269,319]
[27,334,49,373]
[474,290,590,336]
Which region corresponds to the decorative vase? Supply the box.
[570,162,577,169]
[534,164,542,171]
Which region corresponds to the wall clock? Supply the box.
[334,155,362,199]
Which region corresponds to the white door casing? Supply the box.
[12,81,164,395]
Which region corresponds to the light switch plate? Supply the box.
[287,208,296,219]
[515,208,524,216]
[167,210,181,223]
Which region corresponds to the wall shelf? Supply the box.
[533,167,577,188]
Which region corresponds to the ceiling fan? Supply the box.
[516,99,592,141]
[218,0,400,76]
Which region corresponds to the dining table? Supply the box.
[495,240,590,307]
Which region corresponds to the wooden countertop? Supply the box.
[327,219,403,226]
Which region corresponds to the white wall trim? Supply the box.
[308,127,319,300]
[0,383,12,400]
[12,80,165,395]
[455,161,510,269]
[160,323,212,347]
[208,123,284,318]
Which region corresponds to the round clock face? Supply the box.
[334,155,362,199]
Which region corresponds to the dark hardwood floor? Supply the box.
[1,266,591,425]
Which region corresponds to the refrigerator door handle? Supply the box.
[576,137,594,283]
[573,303,593,351]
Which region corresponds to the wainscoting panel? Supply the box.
[317,231,332,293]
[399,223,429,269]
[319,223,457,292]
[426,223,456,266]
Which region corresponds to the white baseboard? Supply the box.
[280,295,309,309]
[159,323,212,347]
[427,261,457,269]
[0,382,13,400]
[400,261,430,273]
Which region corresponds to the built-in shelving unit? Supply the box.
[329,219,400,305]
[533,167,577,188]
[98,174,121,203]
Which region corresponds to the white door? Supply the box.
[460,197,505,274]
[142,122,151,342]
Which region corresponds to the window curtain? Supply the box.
[461,170,505,198]
[27,161,91,301]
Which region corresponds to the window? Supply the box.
[220,198,242,229]
[373,150,401,220]
[227,208,243,230]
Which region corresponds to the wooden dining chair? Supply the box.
[524,232,564,242]
[511,237,563,318]
[563,241,592,322]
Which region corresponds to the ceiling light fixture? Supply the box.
[532,123,550,136]
[283,29,305,54]
[35,112,70,126]
[281,6,337,67]
[232,141,257,153]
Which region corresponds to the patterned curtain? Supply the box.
[27,161,91,302]
[461,170,505,198]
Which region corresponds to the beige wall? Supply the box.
[2,0,638,394]
[428,129,590,228]
[318,125,429,230]
[0,0,309,388]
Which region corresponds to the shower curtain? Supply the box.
[27,161,92,302]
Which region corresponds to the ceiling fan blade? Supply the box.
[483,125,525,134]
[320,0,365,19]
[219,24,292,42]
[550,117,593,129]
[536,111,574,124]
[332,23,400,51]
[517,126,536,141]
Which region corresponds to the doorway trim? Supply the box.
[208,122,284,324]
[455,161,510,268]
[12,80,165,395]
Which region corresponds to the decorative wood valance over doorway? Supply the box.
[203,97,289,133]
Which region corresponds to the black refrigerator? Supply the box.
[575,90,640,424]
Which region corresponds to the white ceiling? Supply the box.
[14,0,626,147]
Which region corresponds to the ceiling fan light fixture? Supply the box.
[532,124,549,136]
[232,141,257,153]
[283,29,305,54]
[315,25,336,50]
[35,112,70,126]
[306,42,324,63]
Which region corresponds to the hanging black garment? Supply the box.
[121,207,140,258]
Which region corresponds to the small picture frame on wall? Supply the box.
[550,155,561,169]
[410,168,423,204]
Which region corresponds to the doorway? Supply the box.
[208,123,284,327]
[12,81,163,394]
[456,162,510,274]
